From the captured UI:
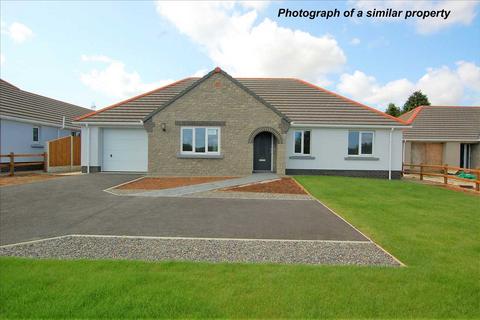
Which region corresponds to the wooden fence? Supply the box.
[403,163,480,192]
[0,153,47,176]
[48,136,81,168]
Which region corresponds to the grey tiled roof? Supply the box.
[401,106,480,141]
[76,78,197,123]
[76,74,405,126]
[0,79,91,129]
[237,78,404,126]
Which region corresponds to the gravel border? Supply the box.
[107,189,312,200]
[0,235,400,266]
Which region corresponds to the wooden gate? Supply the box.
[48,136,81,170]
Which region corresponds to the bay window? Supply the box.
[181,127,220,154]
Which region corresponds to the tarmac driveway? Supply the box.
[0,174,367,245]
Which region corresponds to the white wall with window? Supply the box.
[286,127,403,171]
[293,130,311,155]
[347,131,374,156]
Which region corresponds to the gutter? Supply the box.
[290,122,411,129]
[403,138,480,142]
[0,115,79,130]
[73,121,144,126]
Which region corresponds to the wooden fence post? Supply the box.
[9,152,14,176]
[70,135,74,169]
[420,163,424,181]
[43,152,48,172]
[476,181,479,192]
[443,164,448,185]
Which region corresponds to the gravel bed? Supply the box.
[107,188,147,195]
[186,191,312,200]
[107,189,312,200]
[0,236,400,266]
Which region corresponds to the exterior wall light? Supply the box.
[161,123,166,131]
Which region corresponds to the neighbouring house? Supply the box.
[75,67,408,179]
[0,79,91,168]
[400,106,480,169]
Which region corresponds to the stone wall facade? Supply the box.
[146,73,286,176]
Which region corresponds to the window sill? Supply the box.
[344,156,379,161]
[177,153,224,159]
[289,155,316,160]
[31,144,44,148]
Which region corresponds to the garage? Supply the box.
[411,142,444,165]
[102,128,148,172]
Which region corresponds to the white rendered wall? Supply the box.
[81,126,102,168]
[285,127,403,171]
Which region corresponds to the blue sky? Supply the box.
[1,1,479,111]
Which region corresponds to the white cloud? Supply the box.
[350,37,361,45]
[353,0,479,34]
[80,55,173,99]
[1,22,34,43]
[191,69,208,77]
[81,54,114,63]
[416,66,464,104]
[337,61,480,107]
[155,1,346,83]
[337,71,415,106]
[456,60,480,91]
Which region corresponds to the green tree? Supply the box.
[385,103,401,117]
[403,91,430,113]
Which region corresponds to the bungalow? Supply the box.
[0,79,91,168]
[75,68,407,179]
[400,106,480,168]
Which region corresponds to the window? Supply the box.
[181,127,220,154]
[294,130,311,155]
[32,127,39,142]
[348,131,374,156]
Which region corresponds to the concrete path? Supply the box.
[133,173,279,197]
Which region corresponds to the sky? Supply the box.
[1,0,479,111]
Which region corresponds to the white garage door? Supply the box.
[102,128,148,172]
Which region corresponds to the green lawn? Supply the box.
[1,176,479,318]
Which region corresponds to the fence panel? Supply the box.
[72,136,81,166]
[49,136,71,167]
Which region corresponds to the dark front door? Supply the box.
[253,132,272,172]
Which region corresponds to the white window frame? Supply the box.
[180,126,221,155]
[32,126,40,143]
[348,131,375,156]
[293,130,311,155]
